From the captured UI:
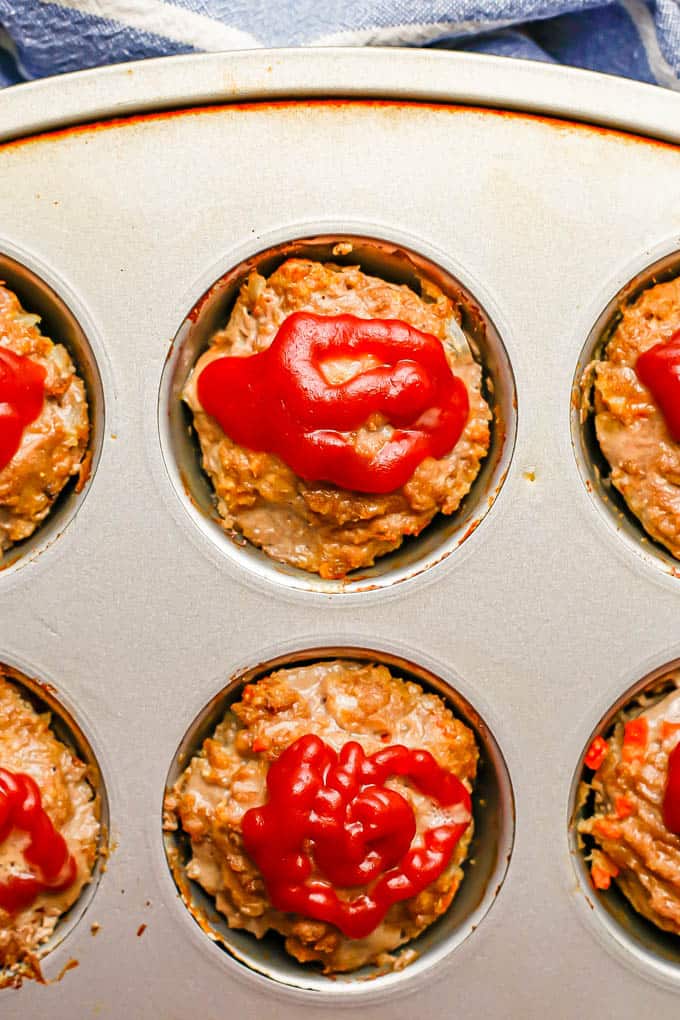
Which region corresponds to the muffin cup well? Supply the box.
[569,657,680,991]
[162,644,515,999]
[0,250,105,576]
[0,658,109,973]
[571,246,680,583]
[158,225,517,598]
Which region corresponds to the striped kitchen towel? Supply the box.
[0,1,678,88]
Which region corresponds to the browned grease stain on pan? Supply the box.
[1,100,679,155]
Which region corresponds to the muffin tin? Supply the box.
[1,48,680,1019]
[163,645,514,993]
[160,227,516,596]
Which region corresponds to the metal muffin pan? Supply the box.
[163,644,514,996]
[0,48,680,1019]
[159,226,516,597]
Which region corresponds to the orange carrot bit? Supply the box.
[622,717,648,762]
[615,796,634,819]
[591,866,613,890]
[594,818,622,841]
[251,737,268,753]
[662,720,680,741]
[590,851,620,891]
[584,736,608,771]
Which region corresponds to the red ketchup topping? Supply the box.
[241,734,472,939]
[0,348,46,471]
[196,311,470,494]
[663,742,680,836]
[0,769,77,914]
[635,330,680,443]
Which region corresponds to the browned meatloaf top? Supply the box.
[588,276,680,559]
[184,257,491,578]
[0,284,90,553]
[164,660,478,973]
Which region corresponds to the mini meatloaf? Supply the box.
[0,674,100,985]
[586,276,680,559]
[164,660,478,973]
[580,674,680,934]
[184,258,492,579]
[0,284,90,553]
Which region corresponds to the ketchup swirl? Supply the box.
[241,735,472,939]
[663,742,680,836]
[0,769,77,914]
[197,312,470,494]
[0,348,46,471]
[635,330,680,443]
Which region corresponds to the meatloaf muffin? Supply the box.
[579,672,680,934]
[585,276,680,559]
[164,660,478,973]
[0,283,90,553]
[183,257,492,579]
[0,674,100,986]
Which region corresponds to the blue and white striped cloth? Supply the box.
[0,1,678,89]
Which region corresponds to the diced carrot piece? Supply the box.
[662,720,680,741]
[584,736,608,771]
[594,818,622,840]
[251,737,267,752]
[591,866,613,890]
[622,718,648,761]
[615,796,634,819]
[624,718,648,746]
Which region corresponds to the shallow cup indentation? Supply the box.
[158,228,517,597]
[0,659,109,969]
[569,657,680,990]
[571,248,680,581]
[163,645,515,998]
[0,251,105,575]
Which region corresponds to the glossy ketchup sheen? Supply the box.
[663,743,680,836]
[197,312,469,494]
[635,330,680,443]
[0,348,46,471]
[241,734,472,939]
[0,768,77,914]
